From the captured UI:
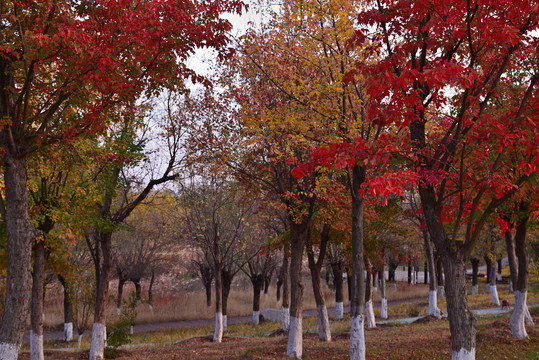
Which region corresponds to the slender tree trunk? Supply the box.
[484,256,492,293]
[497,258,502,281]
[201,264,213,309]
[58,275,74,341]
[221,269,233,332]
[251,275,263,325]
[281,254,290,332]
[213,261,223,342]
[0,154,35,360]
[331,260,344,320]
[307,224,331,341]
[436,255,444,299]
[264,269,272,297]
[423,229,440,318]
[420,184,476,359]
[286,220,309,358]
[470,259,479,295]
[117,278,125,312]
[510,203,532,339]
[407,262,412,284]
[379,267,387,319]
[364,259,375,329]
[89,231,113,360]
[488,232,500,306]
[350,165,366,360]
[148,268,155,312]
[133,279,142,303]
[504,228,518,293]
[31,241,45,360]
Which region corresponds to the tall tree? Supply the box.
[0,1,242,358]
[352,1,538,358]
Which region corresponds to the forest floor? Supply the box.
[18,311,539,360]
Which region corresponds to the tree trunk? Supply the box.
[286,220,308,358]
[484,255,492,293]
[407,262,412,284]
[89,231,113,360]
[488,234,500,306]
[510,203,532,338]
[364,260,375,329]
[497,258,502,281]
[470,259,479,295]
[213,261,223,342]
[331,260,344,320]
[281,253,290,332]
[307,224,331,341]
[200,264,213,309]
[350,165,366,360]
[148,268,155,312]
[504,228,518,293]
[379,267,387,319]
[117,278,126,312]
[133,279,142,303]
[442,252,477,359]
[251,274,263,325]
[222,269,233,332]
[58,275,74,341]
[423,229,440,318]
[0,154,35,360]
[264,269,272,297]
[436,255,444,298]
[420,183,476,359]
[31,241,45,360]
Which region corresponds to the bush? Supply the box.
[107,293,137,350]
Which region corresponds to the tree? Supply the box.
[352,1,538,358]
[0,0,243,358]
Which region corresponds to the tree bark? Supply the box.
[504,229,518,292]
[89,231,113,360]
[148,268,155,312]
[31,241,45,360]
[286,220,309,358]
[484,255,492,293]
[222,269,233,332]
[510,202,532,338]
[364,259,375,329]
[470,259,479,295]
[251,274,263,325]
[58,275,74,341]
[0,154,35,360]
[379,267,387,319]
[350,165,366,360]
[117,278,126,311]
[132,278,142,303]
[435,254,444,298]
[307,224,331,341]
[423,229,440,317]
[281,253,290,331]
[487,230,500,306]
[331,260,344,320]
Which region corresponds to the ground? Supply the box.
[18,315,539,360]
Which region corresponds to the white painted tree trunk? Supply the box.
[510,290,529,339]
[0,343,19,360]
[437,285,444,299]
[452,348,475,360]
[471,285,478,295]
[130,325,134,335]
[64,322,73,341]
[365,300,376,328]
[524,303,534,326]
[77,334,83,349]
[149,304,153,313]
[497,273,502,281]
[282,306,290,331]
[116,308,121,315]
[486,283,491,294]
[252,311,259,325]
[316,305,331,341]
[335,301,344,320]
[223,315,227,332]
[490,285,500,306]
[350,315,365,360]
[30,330,44,360]
[89,322,107,360]
[429,290,442,318]
[213,312,223,342]
[286,316,302,358]
[380,298,388,319]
